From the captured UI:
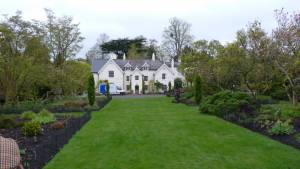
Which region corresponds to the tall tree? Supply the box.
[0,11,50,103]
[86,33,109,63]
[272,9,300,105]
[101,37,147,59]
[42,9,84,67]
[162,17,193,61]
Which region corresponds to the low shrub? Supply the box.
[21,111,37,120]
[199,90,255,119]
[34,109,56,124]
[64,100,88,108]
[50,121,65,130]
[268,120,294,135]
[22,121,42,136]
[0,116,18,129]
[270,89,289,101]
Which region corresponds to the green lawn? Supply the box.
[44,97,300,169]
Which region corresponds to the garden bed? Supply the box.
[0,97,111,169]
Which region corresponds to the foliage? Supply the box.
[87,73,95,106]
[106,82,110,97]
[34,109,56,124]
[154,81,163,92]
[22,121,42,137]
[142,77,145,94]
[194,76,202,104]
[270,89,289,101]
[268,120,294,135]
[50,121,65,130]
[64,100,88,108]
[174,78,183,89]
[256,95,277,105]
[101,37,148,59]
[21,111,37,120]
[42,9,84,66]
[0,115,20,129]
[199,90,255,118]
[86,33,109,62]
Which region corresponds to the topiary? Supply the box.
[22,121,42,137]
[87,73,95,106]
[106,81,110,98]
[21,111,37,120]
[194,76,203,104]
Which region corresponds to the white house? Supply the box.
[91,54,184,94]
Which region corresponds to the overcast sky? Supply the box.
[1,0,299,58]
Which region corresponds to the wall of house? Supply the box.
[98,60,124,89]
[154,65,175,89]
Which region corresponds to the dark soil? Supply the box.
[230,117,300,150]
[1,115,91,169]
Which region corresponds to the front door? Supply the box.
[135,85,139,94]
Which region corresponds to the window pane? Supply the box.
[135,76,139,80]
[162,73,166,79]
[109,71,114,77]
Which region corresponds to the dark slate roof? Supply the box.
[92,59,179,72]
[91,59,108,72]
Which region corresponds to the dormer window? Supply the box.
[124,62,132,71]
[141,62,149,71]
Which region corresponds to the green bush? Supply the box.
[199,90,255,118]
[21,111,37,120]
[268,120,294,135]
[174,78,183,89]
[22,121,41,136]
[0,116,18,129]
[34,109,56,124]
[256,95,277,105]
[270,89,289,101]
[194,76,202,104]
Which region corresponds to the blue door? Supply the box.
[99,84,106,95]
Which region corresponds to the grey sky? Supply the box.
[1,0,299,58]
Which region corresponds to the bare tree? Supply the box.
[162,17,193,61]
[272,8,300,105]
[86,33,109,63]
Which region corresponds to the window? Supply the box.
[162,73,166,79]
[126,85,130,91]
[135,76,139,80]
[125,67,131,71]
[162,85,167,91]
[109,71,114,77]
[143,76,148,81]
[126,76,130,81]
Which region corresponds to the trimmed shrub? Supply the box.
[106,82,110,98]
[199,90,255,119]
[22,121,42,136]
[194,76,202,104]
[87,73,95,106]
[174,78,183,89]
[268,120,294,135]
[34,109,56,124]
[21,111,37,120]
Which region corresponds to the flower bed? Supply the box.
[0,97,111,169]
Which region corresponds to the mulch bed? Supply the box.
[1,114,91,169]
[178,99,300,150]
[229,117,300,150]
[0,97,111,169]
